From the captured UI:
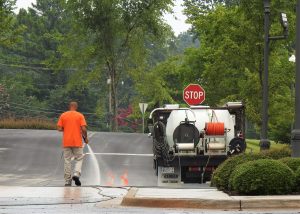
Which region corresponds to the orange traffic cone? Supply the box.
[106,171,115,186]
[120,171,129,186]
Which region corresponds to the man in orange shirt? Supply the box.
[57,101,88,186]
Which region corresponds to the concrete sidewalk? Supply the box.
[0,186,128,206]
[122,188,300,210]
[2,186,300,210]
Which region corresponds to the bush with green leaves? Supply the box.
[211,153,267,191]
[261,146,291,159]
[230,159,295,195]
[279,157,300,172]
[295,167,300,191]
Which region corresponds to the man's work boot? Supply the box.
[65,180,72,186]
[72,176,81,186]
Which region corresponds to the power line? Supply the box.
[7,105,61,115]
[120,117,140,126]
[1,102,140,126]
[0,60,49,66]
[0,80,102,88]
[1,101,98,115]
[0,112,105,129]
[1,107,139,130]
[0,61,96,72]
[0,62,53,71]
[1,109,106,125]
[2,81,66,87]
[2,102,141,122]
[8,101,62,113]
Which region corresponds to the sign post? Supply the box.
[139,103,148,133]
[183,84,206,106]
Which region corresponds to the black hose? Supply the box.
[152,121,171,163]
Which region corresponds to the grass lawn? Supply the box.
[246,139,287,153]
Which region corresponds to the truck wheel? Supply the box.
[229,137,246,154]
[154,159,158,176]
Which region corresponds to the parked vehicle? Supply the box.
[148,102,246,185]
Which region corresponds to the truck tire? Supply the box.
[154,159,158,176]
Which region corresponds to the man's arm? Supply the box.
[81,126,88,144]
[80,114,88,144]
[57,115,63,132]
[57,126,63,132]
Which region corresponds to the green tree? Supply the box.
[67,0,173,131]
[182,0,296,142]
[0,0,24,47]
[0,83,9,117]
[0,0,101,127]
[132,56,182,107]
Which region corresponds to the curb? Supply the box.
[121,188,240,210]
[240,199,300,210]
[121,188,300,210]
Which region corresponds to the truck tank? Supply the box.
[149,102,246,185]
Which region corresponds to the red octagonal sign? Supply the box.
[183,84,205,106]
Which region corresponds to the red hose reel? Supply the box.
[205,122,225,136]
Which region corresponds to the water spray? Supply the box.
[85,142,101,186]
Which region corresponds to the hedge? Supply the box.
[279,157,300,172]
[0,118,56,130]
[230,159,295,195]
[261,146,291,159]
[211,153,267,191]
[295,167,300,192]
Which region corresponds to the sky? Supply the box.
[15,0,191,36]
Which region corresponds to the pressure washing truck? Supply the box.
[148,102,246,185]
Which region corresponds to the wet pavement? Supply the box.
[0,129,156,187]
[1,130,300,213]
[0,186,129,206]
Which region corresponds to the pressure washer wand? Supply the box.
[82,135,88,144]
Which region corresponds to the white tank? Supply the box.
[165,109,197,147]
[192,108,211,132]
[165,108,235,148]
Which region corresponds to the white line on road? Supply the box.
[88,132,96,139]
[85,153,153,157]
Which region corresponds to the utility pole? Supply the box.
[107,78,112,131]
[260,0,288,150]
[292,0,300,157]
[260,0,271,150]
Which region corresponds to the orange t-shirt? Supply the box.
[57,111,87,147]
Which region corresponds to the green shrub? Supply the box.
[295,167,300,191]
[230,159,295,195]
[211,153,267,191]
[279,157,300,172]
[262,146,291,159]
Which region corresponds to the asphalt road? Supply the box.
[0,129,298,213]
[0,129,156,187]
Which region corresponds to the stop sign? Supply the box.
[183,84,205,106]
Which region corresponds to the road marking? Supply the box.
[88,132,96,139]
[0,148,9,153]
[85,153,153,157]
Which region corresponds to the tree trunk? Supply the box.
[110,67,118,132]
